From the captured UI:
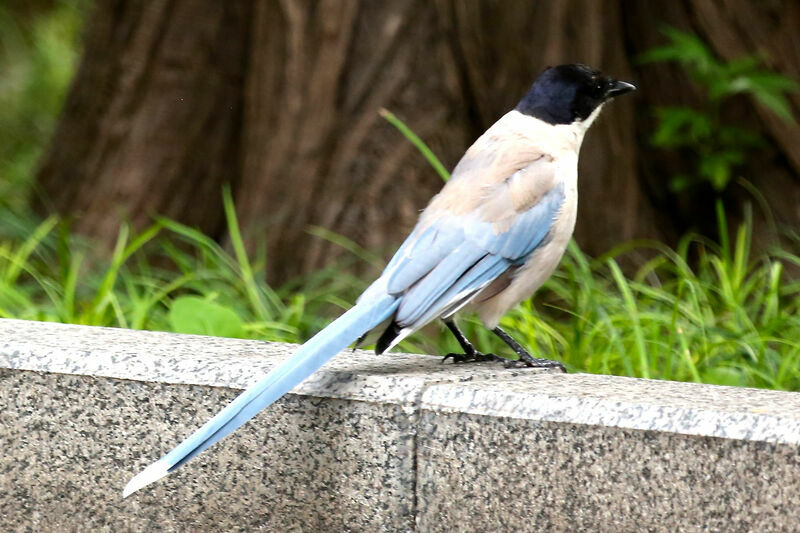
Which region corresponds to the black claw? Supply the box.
[442,352,466,364]
[442,351,507,364]
[517,354,567,372]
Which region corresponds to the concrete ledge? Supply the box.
[1,318,799,531]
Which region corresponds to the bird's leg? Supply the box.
[442,320,505,363]
[492,327,566,372]
[445,319,477,356]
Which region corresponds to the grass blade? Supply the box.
[380,108,450,182]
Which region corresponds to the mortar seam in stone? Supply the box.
[410,380,426,532]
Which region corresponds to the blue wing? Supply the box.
[381,181,566,333]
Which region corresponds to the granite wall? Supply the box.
[1,319,798,532]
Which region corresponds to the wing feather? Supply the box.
[373,118,565,336]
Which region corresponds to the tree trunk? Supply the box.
[35,0,800,283]
[35,0,251,245]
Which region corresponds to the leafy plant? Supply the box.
[639,26,798,192]
[0,188,367,345]
[168,295,246,338]
[2,170,798,390]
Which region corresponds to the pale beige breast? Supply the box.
[473,156,579,329]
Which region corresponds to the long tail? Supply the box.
[123,293,399,497]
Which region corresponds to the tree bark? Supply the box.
[35,0,251,245]
[35,0,800,283]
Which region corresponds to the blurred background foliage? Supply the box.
[0,0,86,215]
[0,1,799,391]
[640,26,798,193]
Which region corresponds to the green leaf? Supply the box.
[651,107,712,147]
[720,56,761,78]
[168,295,246,338]
[639,27,719,81]
[698,151,743,191]
[717,69,797,121]
[739,71,800,91]
[700,366,747,387]
[750,89,796,122]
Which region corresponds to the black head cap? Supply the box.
[515,64,636,125]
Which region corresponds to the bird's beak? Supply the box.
[605,79,636,98]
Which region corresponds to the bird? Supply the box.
[123,64,635,497]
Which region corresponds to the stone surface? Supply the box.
[420,373,800,444]
[1,370,419,531]
[1,319,799,532]
[417,375,800,532]
[0,318,545,404]
[0,319,552,532]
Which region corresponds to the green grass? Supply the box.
[501,213,800,390]
[0,189,367,345]
[1,188,798,391]
[426,217,800,391]
[0,8,797,391]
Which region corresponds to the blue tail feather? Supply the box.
[123,293,399,496]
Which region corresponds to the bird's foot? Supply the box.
[514,352,567,372]
[490,326,567,372]
[442,351,506,364]
[442,351,565,371]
